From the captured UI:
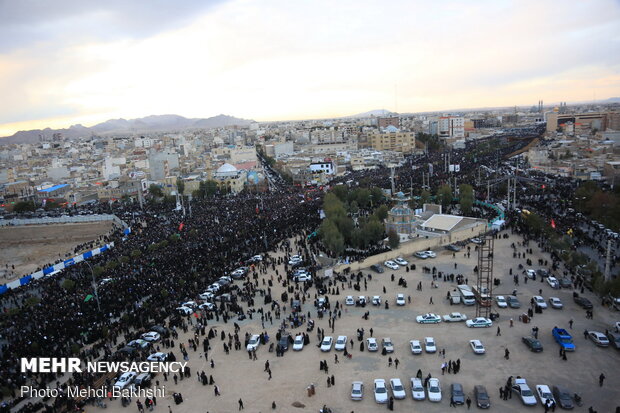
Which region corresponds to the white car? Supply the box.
[114,372,137,389]
[471,237,483,244]
[410,377,426,400]
[372,295,381,306]
[549,297,563,309]
[246,334,261,351]
[384,260,399,270]
[442,312,467,322]
[294,273,312,282]
[198,302,215,311]
[374,379,389,404]
[466,317,493,328]
[427,378,442,402]
[198,291,214,301]
[357,296,367,306]
[533,295,547,309]
[382,338,394,353]
[141,332,161,342]
[396,294,406,306]
[288,255,303,265]
[526,269,536,279]
[351,381,363,401]
[409,340,422,354]
[335,335,348,351]
[535,385,556,407]
[320,336,333,351]
[293,335,304,351]
[469,339,485,354]
[394,257,409,266]
[414,251,429,259]
[512,378,537,406]
[422,250,436,258]
[250,254,263,262]
[424,337,436,353]
[231,268,246,278]
[588,331,610,347]
[390,378,406,400]
[416,313,442,324]
[546,276,559,289]
[206,284,220,293]
[495,295,508,308]
[146,352,168,362]
[366,337,378,352]
[176,306,194,315]
[181,301,197,309]
[345,296,355,306]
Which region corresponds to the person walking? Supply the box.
[569,319,573,329]
[497,326,501,336]
[394,358,399,369]
[238,398,244,410]
[466,396,471,409]
[504,348,510,360]
[599,373,605,387]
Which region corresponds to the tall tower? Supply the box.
[476,234,495,319]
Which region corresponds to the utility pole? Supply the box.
[506,177,511,207]
[512,178,517,209]
[604,238,613,282]
[83,260,101,313]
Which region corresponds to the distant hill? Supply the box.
[345,109,397,118]
[0,114,253,145]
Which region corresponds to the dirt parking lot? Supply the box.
[0,222,115,281]
[96,230,620,413]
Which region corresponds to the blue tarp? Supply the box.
[20,275,32,286]
[43,267,55,275]
[64,258,75,267]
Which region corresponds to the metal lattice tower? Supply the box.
[476,234,494,319]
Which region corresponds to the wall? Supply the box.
[334,222,487,272]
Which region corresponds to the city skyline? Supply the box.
[1,0,619,137]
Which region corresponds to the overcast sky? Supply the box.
[1,0,619,136]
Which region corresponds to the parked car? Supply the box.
[198,291,214,301]
[451,383,465,405]
[370,264,385,273]
[495,295,508,308]
[574,295,593,309]
[288,255,303,265]
[416,313,442,324]
[134,372,152,388]
[351,381,364,401]
[551,385,574,409]
[507,296,521,308]
[384,260,399,270]
[466,317,492,328]
[414,251,429,259]
[427,378,442,402]
[381,338,394,353]
[293,335,304,351]
[409,340,422,354]
[396,294,406,306]
[546,276,560,289]
[114,372,137,389]
[345,296,355,305]
[176,306,194,315]
[410,377,425,400]
[149,325,169,338]
[424,337,436,353]
[533,296,547,309]
[536,269,550,278]
[535,385,555,407]
[335,335,348,351]
[511,378,537,406]
[127,339,150,349]
[320,336,333,352]
[374,379,388,404]
[394,257,409,266]
[522,336,543,352]
[474,385,490,409]
[390,378,406,400]
[549,297,563,309]
[372,295,381,306]
[526,269,536,279]
[469,339,485,354]
[606,331,620,349]
[442,312,467,322]
[422,250,437,258]
[445,244,461,252]
[588,331,610,347]
[247,334,261,351]
[278,334,290,352]
[471,237,483,244]
[366,337,378,352]
[559,277,573,289]
[141,332,161,342]
[146,352,168,362]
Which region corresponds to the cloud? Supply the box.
[0,0,619,135]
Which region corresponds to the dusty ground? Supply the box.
[79,230,620,412]
[0,222,115,281]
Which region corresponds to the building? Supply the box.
[369,131,416,153]
[438,116,465,140]
[213,163,246,193]
[378,116,400,129]
[36,184,70,203]
[546,112,617,134]
[385,192,416,235]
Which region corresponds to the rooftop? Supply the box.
[38,184,69,193]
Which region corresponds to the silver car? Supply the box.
[351,381,363,401]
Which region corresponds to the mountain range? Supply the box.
[0,114,253,145]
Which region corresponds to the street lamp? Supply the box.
[83,260,102,313]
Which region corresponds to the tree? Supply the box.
[348,200,359,215]
[13,201,36,213]
[387,228,400,249]
[370,187,384,206]
[363,218,385,244]
[355,188,372,209]
[420,189,431,206]
[437,184,453,208]
[320,219,344,256]
[459,184,474,215]
[148,184,163,198]
[176,178,185,196]
[374,205,389,221]
[331,185,348,202]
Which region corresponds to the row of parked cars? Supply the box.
[352,378,490,408]
[344,294,406,306]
